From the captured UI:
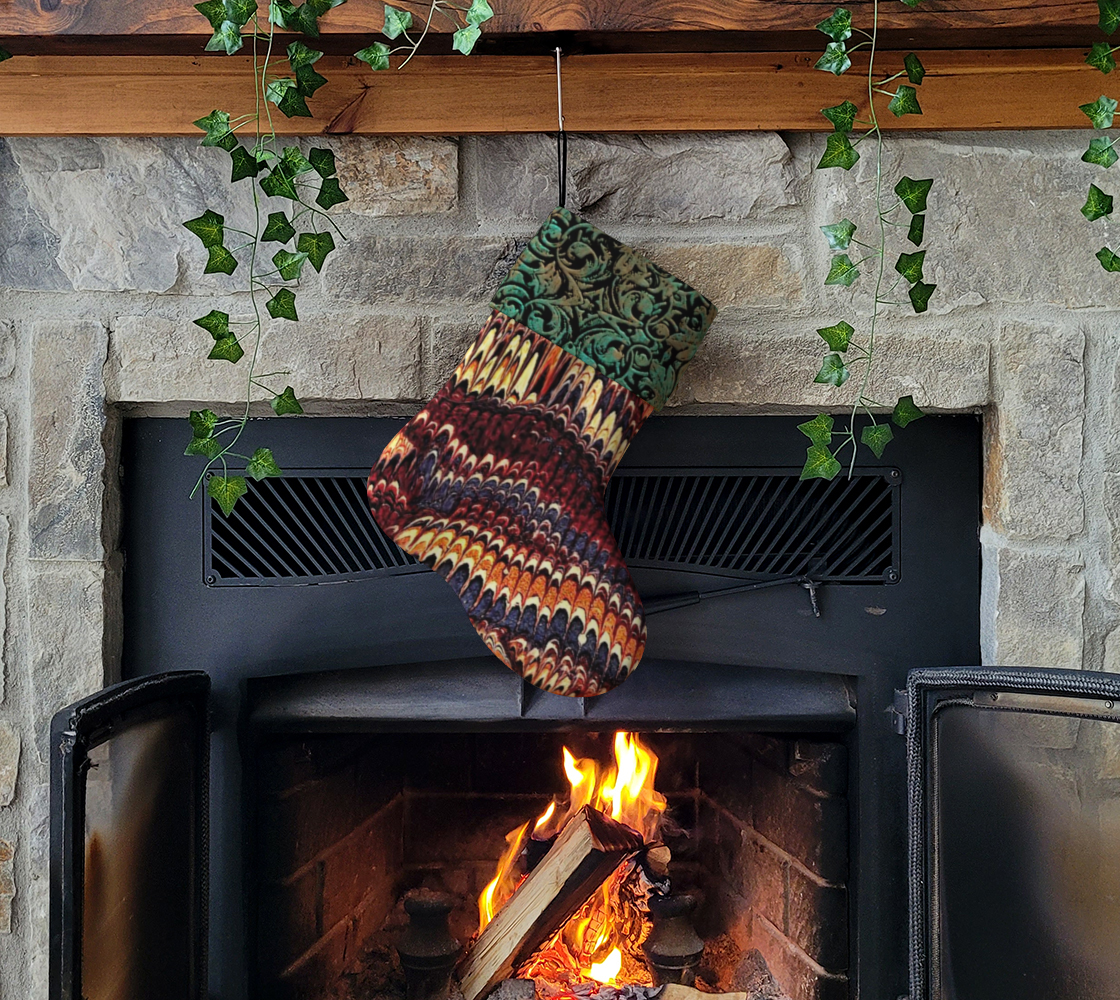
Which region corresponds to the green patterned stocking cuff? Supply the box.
[490,207,717,411]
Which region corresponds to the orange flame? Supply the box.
[477,733,666,985]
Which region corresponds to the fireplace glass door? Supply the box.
[908,667,1120,1000]
[50,671,210,1000]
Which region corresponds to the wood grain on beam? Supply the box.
[0,50,1099,136]
[0,0,1102,54]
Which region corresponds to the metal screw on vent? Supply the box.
[398,890,461,1000]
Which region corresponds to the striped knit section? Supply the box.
[368,310,653,697]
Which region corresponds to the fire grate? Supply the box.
[204,468,900,587]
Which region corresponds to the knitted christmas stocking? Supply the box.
[367,208,716,697]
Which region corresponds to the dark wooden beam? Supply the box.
[0,0,1103,56]
[0,49,1099,135]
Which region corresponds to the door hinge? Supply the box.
[891,688,908,735]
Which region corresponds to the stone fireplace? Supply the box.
[0,127,1113,1000]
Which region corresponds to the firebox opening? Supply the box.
[251,730,849,1000]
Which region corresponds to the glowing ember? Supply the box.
[477,732,667,987]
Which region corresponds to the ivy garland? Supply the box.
[800,1,929,481]
[1081,1,1120,270]
[181,0,494,516]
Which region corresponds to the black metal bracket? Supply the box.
[643,575,823,618]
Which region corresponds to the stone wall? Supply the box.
[0,128,1116,997]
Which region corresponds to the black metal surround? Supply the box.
[120,414,983,1000]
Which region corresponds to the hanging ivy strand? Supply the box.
[183,0,495,517]
[1081,1,1120,269]
[800,2,929,481]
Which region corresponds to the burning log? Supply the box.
[458,806,646,1000]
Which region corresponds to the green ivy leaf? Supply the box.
[205,20,244,54]
[185,435,224,460]
[208,475,247,517]
[797,413,835,447]
[894,249,926,284]
[355,42,391,70]
[260,165,299,200]
[861,423,894,458]
[316,176,349,209]
[1081,94,1118,129]
[196,0,226,28]
[909,280,936,312]
[903,52,925,84]
[820,218,857,250]
[194,109,235,148]
[1088,41,1117,73]
[817,320,854,352]
[894,176,933,213]
[262,211,296,244]
[453,24,482,53]
[1097,246,1120,271]
[382,4,413,38]
[1102,0,1120,35]
[1083,183,1115,220]
[821,100,858,132]
[907,213,925,246]
[296,2,322,36]
[189,408,220,439]
[888,85,922,117]
[296,63,328,96]
[287,40,323,67]
[0,48,12,62]
[271,386,304,415]
[281,146,315,176]
[825,254,860,286]
[1085,136,1120,169]
[817,131,859,170]
[183,209,225,248]
[816,8,853,41]
[898,0,922,8]
[223,0,257,26]
[205,245,239,275]
[816,41,852,76]
[308,147,337,178]
[193,310,231,339]
[273,249,308,280]
[466,0,494,23]
[230,145,262,182]
[801,444,842,482]
[891,395,925,428]
[279,80,313,117]
[208,335,245,363]
[247,447,284,480]
[269,0,297,27]
[266,287,299,320]
[814,352,850,387]
[297,230,336,271]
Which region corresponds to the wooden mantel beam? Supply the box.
[0,49,1101,135]
[0,0,1104,55]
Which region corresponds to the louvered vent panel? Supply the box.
[205,468,898,586]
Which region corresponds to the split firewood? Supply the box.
[659,985,748,1000]
[645,845,671,876]
[458,807,645,1000]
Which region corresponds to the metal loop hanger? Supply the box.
[555,46,568,209]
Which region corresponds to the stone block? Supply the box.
[639,245,802,308]
[0,322,15,379]
[785,863,848,973]
[0,140,69,291]
[323,235,506,307]
[423,319,479,396]
[755,915,848,1000]
[29,561,105,757]
[0,722,19,807]
[808,131,1120,312]
[7,137,222,293]
[107,313,423,405]
[672,322,989,411]
[0,839,13,933]
[1104,626,1120,674]
[328,136,458,216]
[474,133,799,226]
[29,320,107,560]
[985,321,1084,541]
[987,546,1084,670]
[0,410,8,487]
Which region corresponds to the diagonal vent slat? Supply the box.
[205,468,899,587]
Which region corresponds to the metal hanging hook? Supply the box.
[554,46,568,209]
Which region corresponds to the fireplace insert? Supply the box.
[53,414,1116,1000]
